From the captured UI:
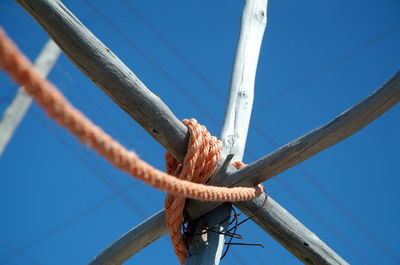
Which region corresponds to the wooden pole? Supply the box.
[186,69,400,217]
[14,0,399,264]
[0,38,60,157]
[185,0,267,264]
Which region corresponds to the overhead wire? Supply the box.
[276,178,374,265]
[31,109,149,218]
[54,63,158,159]
[0,183,135,265]
[253,24,400,113]
[0,240,44,265]
[0,8,44,42]
[0,96,12,106]
[120,0,227,100]
[83,0,220,126]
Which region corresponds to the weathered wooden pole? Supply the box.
[0,38,60,157]
[185,0,267,264]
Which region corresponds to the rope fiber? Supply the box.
[0,27,263,264]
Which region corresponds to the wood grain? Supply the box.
[185,1,267,264]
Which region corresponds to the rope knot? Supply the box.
[164,119,264,264]
[164,118,222,264]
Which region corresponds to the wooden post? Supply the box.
[0,38,60,157]
[185,0,267,264]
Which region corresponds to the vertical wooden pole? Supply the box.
[184,1,268,264]
[0,38,61,157]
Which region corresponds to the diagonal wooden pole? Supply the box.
[14,0,399,264]
[185,0,267,264]
[0,38,60,157]
[186,70,400,217]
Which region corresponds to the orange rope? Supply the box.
[165,119,222,264]
[0,27,264,264]
[165,135,261,264]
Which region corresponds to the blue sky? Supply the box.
[1,0,400,264]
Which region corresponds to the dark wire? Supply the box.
[83,0,221,126]
[253,24,400,113]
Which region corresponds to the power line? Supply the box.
[276,178,374,265]
[253,24,400,113]
[0,240,44,265]
[251,122,400,264]
[0,96,12,106]
[53,63,158,158]
[120,0,226,100]
[83,0,221,126]
[1,184,135,264]
[31,109,149,218]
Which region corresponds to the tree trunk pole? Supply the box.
[185,1,267,264]
[0,38,60,157]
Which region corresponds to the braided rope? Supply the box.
[0,27,264,264]
[165,119,222,264]
[165,138,263,264]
